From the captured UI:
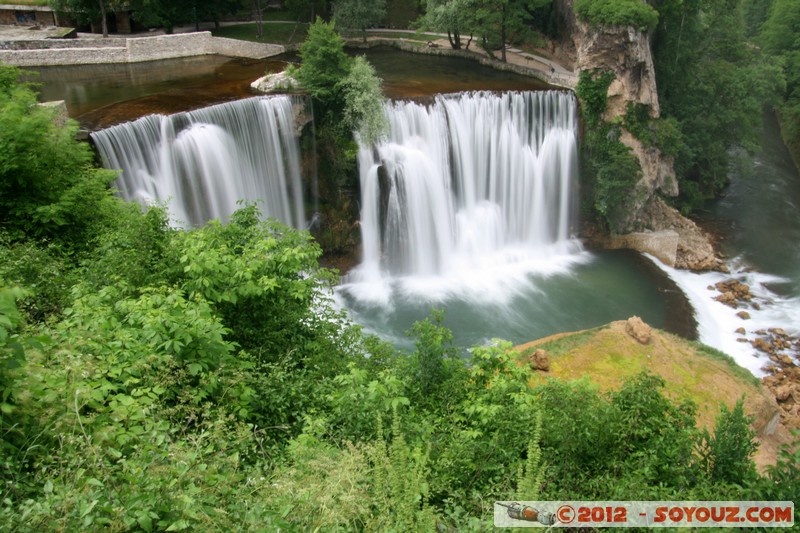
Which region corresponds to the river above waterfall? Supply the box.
[27,46,548,130]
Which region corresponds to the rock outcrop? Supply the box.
[625,316,652,344]
[556,0,722,271]
[251,70,300,94]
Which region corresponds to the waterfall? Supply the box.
[350,90,581,289]
[91,95,306,228]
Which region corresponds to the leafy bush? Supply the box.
[576,70,644,231]
[292,17,352,107]
[698,397,758,485]
[622,102,686,158]
[0,65,118,249]
[575,0,659,32]
[341,55,389,145]
[0,240,78,321]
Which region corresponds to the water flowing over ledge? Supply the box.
[647,256,800,377]
[341,90,585,307]
[91,95,306,229]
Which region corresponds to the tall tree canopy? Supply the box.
[651,0,783,210]
[759,0,800,164]
[470,0,549,62]
[418,0,475,50]
[333,0,387,42]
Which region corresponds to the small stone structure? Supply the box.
[0,4,57,27]
[0,31,284,66]
[605,230,679,267]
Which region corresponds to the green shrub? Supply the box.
[575,0,659,32]
[698,397,758,485]
[0,239,78,321]
[0,65,118,249]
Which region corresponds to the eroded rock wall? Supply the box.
[557,0,721,270]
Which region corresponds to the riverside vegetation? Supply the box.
[2,45,800,529]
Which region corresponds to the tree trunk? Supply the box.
[362,27,367,43]
[500,5,507,62]
[253,0,263,39]
[448,29,461,50]
[98,0,108,38]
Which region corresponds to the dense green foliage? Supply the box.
[415,0,549,59]
[293,17,353,106]
[759,0,800,167]
[0,67,117,247]
[290,18,388,252]
[51,0,243,34]
[417,0,474,49]
[574,0,659,32]
[341,56,390,145]
[333,0,387,42]
[576,69,642,232]
[651,0,783,212]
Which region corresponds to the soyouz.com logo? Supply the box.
[494,501,795,528]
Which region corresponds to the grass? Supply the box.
[8,0,49,5]
[525,327,604,357]
[212,22,308,45]
[363,31,443,43]
[516,321,770,434]
[690,340,762,387]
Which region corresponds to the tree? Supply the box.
[759,0,800,165]
[286,0,327,42]
[574,0,660,32]
[333,0,387,42]
[50,0,118,37]
[698,398,758,485]
[418,0,475,50]
[294,17,353,106]
[470,0,549,62]
[341,56,389,145]
[651,0,784,210]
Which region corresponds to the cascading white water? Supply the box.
[91,95,306,228]
[349,91,581,291]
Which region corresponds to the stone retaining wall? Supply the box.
[0,38,125,50]
[0,31,284,66]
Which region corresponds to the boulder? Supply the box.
[530,349,550,372]
[251,70,300,93]
[752,337,772,354]
[625,316,652,345]
[775,384,794,402]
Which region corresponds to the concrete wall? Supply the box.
[0,31,285,66]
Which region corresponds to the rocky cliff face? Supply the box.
[556,0,722,270]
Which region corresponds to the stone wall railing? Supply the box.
[0,32,285,66]
[0,38,126,50]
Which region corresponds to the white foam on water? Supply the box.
[645,255,800,377]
